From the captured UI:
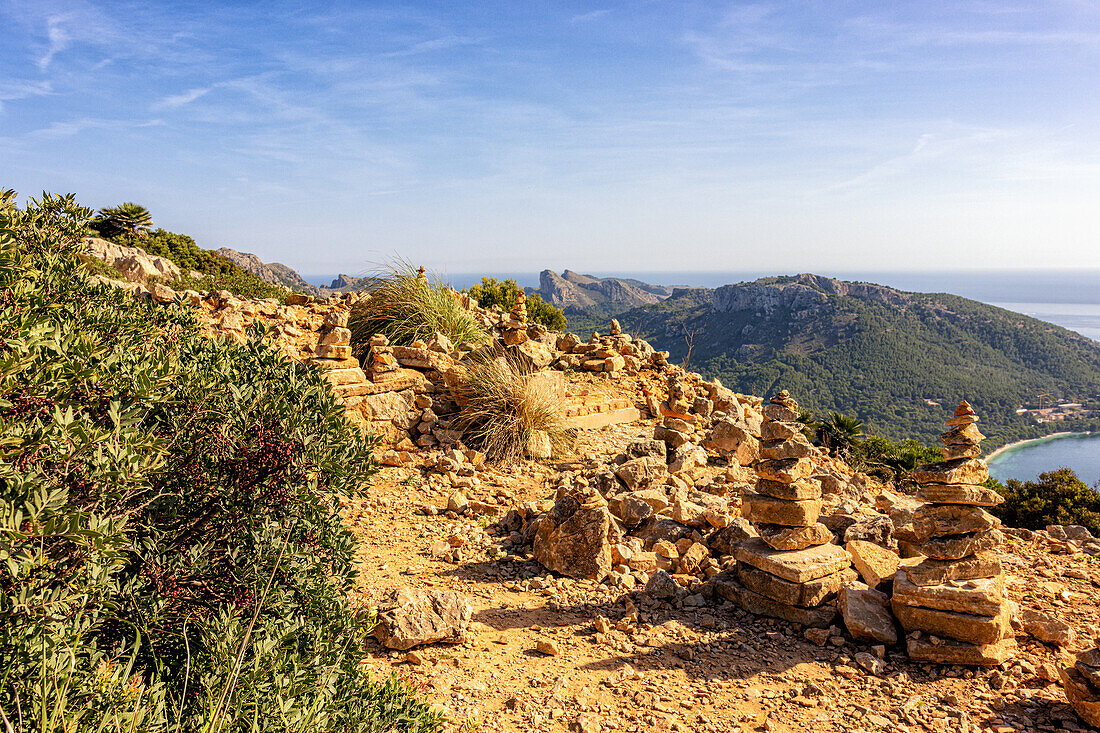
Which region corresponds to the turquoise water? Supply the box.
[987,433,1100,486]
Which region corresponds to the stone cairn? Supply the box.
[718,390,853,628]
[501,291,529,346]
[891,401,1017,666]
[1061,646,1100,727]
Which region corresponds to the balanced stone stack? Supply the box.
[1061,646,1100,727]
[501,291,529,346]
[892,401,1016,666]
[718,390,853,628]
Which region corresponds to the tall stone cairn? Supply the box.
[501,291,529,346]
[717,390,854,628]
[891,401,1017,666]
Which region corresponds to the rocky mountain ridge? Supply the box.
[533,269,674,309]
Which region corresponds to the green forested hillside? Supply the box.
[616,274,1100,448]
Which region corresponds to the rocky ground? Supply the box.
[341,372,1100,733]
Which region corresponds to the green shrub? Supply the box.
[848,435,943,485]
[465,277,566,331]
[348,263,489,356]
[989,468,1100,535]
[454,351,574,464]
[1,191,441,731]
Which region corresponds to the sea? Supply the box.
[988,433,1100,487]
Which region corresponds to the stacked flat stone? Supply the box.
[719,390,853,628]
[891,401,1017,666]
[501,291,529,346]
[1061,646,1100,727]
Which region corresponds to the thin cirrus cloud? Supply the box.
[1,0,1099,273]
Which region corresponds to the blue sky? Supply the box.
[3,1,1100,276]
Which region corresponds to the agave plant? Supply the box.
[95,202,153,238]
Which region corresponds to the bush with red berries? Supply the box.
[0,190,442,732]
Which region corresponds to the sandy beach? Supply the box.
[986,431,1084,462]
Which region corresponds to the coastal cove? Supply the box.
[987,432,1100,485]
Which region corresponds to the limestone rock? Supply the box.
[714,575,838,628]
[906,634,1017,667]
[1062,665,1100,727]
[755,478,822,501]
[843,515,895,548]
[1019,608,1076,646]
[760,434,815,460]
[757,522,833,551]
[910,458,989,486]
[919,529,1003,560]
[614,455,668,491]
[839,581,898,644]
[756,458,814,483]
[374,587,473,650]
[846,540,900,588]
[913,483,1004,507]
[532,488,613,581]
[738,562,853,607]
[706,518,757,555]
[893,569,1005,616]
[912,504,1000,541]
[741,490,821,527]
[735,537,852,583]
[900,553,1002,586]
[890,600,1012,645]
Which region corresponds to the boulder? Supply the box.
[843,515,895,548]
[838,581,898,644]
[373,587,473,650]
[532,488,614,581]
[1019,608,1076,647]
[614,455,668,491]
[706,518,757,555]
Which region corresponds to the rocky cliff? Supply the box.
[534,269,673,309]
[217,247,319,295]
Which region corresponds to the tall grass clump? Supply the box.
[348,262,489,358]
[0,190,442,732]
[454,351,574,464]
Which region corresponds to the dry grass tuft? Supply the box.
[348,261,489,358]
[454,350,574,464]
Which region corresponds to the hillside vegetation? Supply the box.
[616,273,1100,448]
[1,191,439,731]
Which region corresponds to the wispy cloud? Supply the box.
[571,10,611,24]
[152,86,212,110]
[381,35,483,58]
[38,13,72,69]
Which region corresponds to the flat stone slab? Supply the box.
[919,529,1003,560]
[735,537,851,583]
[758,522,833,551]
[564,406,641,430]
[892,598,1012,645]
[756,457,814,483]
[741,490,821,527]
[714,575,838,628]
[737,562,855,608]
[894,568,1005,616]
[906,635,1017,667]
[911,458,989,485]
[901,553,1002,586]
[914,484,1004,507]
[846,540,900,588]
[913,504,1000,541]
[760,436,815,460]
[756,478,822,501]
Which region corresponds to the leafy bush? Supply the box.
[348,263,489,356]
[111,228,288,300]
[989,468,1100,535]
[454,351,574,464]
[848,435,943,485]
[465,277,566,331]
[1,191,441,731]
